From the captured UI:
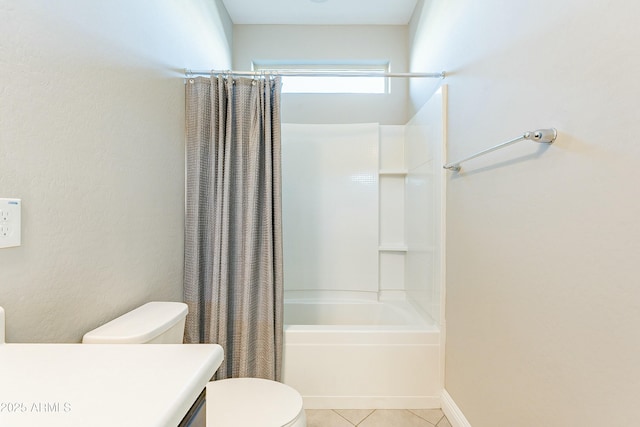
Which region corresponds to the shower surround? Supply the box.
[279,87,447,409]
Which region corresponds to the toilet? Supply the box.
[206,378,306,427]
[82,301,306,427]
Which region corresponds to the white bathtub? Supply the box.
[282,299,442,409]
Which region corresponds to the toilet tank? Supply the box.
[82,302,188,344]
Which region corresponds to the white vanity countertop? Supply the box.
[0,343,223,427]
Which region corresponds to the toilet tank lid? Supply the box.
[82,302,188,344]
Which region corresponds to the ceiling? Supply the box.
[220,0,419,25]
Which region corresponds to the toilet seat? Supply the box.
[206,378,306,427]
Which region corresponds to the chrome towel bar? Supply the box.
[443,128,557,172]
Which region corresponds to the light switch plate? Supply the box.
[0,198,21,248]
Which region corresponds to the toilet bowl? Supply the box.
[82,301,306,427]
[207,378,306,427]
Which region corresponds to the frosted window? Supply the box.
[253,64,389,94]
[281,74,385,94]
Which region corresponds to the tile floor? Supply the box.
[306,409,451,427]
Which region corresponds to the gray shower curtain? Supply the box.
[184,75,283,381]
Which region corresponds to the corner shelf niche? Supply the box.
[379,169,407,177]
[378,245,408,252]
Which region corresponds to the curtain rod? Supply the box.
[185,69,446,79]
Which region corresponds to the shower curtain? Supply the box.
[184,75,283,381]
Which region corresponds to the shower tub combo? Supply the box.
[280,102,446,410]
[282,298,441,409]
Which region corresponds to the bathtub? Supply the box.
[282,299,442,409]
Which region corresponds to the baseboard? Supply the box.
[441,390,472,427]
[302,395,441,410]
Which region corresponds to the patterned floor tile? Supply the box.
[306,409,354,427]
[359,409,435,427]
[333,409,375,425]
[409,409,445,425]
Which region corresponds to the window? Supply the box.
[253,63,389,94]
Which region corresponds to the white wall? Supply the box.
[282,124,379,297]
[410,1,640,426]
[0,0,232,343]
[404,87,445,324]
[233,25,409,125]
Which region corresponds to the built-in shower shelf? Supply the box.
[378,245,408,252]
[379,169,408,176]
